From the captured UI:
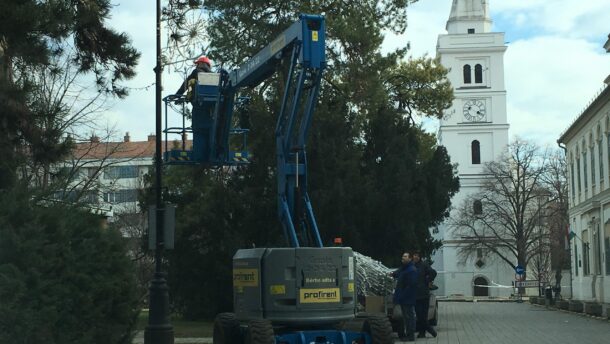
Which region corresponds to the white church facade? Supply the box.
[431,0,514,297]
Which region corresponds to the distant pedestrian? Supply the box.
[391,252,417,342]
[413,251,437,338]
[554,268,562,300]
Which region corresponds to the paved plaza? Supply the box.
[134,301,610,344]
[404,301,610,344]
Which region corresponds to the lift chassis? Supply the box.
[163,14,393,344]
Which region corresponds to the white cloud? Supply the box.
[505,36,610,143]
[493,0,610,40]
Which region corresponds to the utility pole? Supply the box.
[144,0,174,343]
[537,194,542,297]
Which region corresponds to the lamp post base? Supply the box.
[144,328,174,344]
[144,272,174,344]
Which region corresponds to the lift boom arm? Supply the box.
[164,14,326,248]
[226,14,326,248]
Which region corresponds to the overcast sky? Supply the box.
[106,0,610,148]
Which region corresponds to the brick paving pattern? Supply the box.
[402,301,610,344]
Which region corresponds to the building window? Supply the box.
[474,64,483,83]
[604,224,610,275]
[591,147,595,187]
[52,189,98,204]
[463,65,472,84]
[570,162,575,200]
[103,165,139,179]
[473,200,483,215]
[87,167,99,179]
[53,190,79,202]
[468,28,475,34]
[103,189,138,204]
[607,133,610,183]
[582,229,590,275]
[84,190,99,204]
[577,157,581,197]
[53,167,84,182]
[471,140,481,164]
[476,248,485,268]
[583,151,588,193]
[599,140,604,186]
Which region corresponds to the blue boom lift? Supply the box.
[163,14,393,344]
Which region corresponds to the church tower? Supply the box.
[433,0,512,297]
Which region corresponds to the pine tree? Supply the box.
[0,0,140,189]
[0,189,140,343]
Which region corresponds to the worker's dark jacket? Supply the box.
[392,261,417,306]
[176,65,211,95]
[414,260,437,300]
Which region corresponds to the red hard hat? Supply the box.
[194,55,211,66]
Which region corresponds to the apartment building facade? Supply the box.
[558,48,610,304]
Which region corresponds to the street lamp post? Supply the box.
[144,0,174,343]
[535,189,551,297]
[537,194,543,297]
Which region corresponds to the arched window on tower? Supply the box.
[463,64,472,84]
[471,140,481,164]
[475,64,483,83]
[473,200,483,215]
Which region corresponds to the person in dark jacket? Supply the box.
[412,251,437,338]
[391,252,417,342]
[175,55,212,97]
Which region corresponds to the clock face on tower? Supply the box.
[463,99,486,122]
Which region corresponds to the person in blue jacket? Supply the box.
[391,252,417,342]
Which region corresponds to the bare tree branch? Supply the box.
[449,139,566,281]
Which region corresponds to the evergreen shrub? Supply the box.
[0,190,140,344]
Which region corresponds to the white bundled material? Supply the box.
[354,251,395,297]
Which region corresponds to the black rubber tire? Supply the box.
[245,319,274,344]
[429,300,438,326]
[213,312,241,344]
[362,315,394,344]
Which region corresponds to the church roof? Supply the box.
[446,0,492,32]
[448,0,490,21]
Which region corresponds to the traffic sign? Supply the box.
[515,265,525,275]
[515,280,539,288]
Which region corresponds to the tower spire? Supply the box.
[446,0,492,34]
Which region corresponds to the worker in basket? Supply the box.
[175,55,213,101]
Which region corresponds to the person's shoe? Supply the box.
[417,333,426,338]
[427,327,437,338]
